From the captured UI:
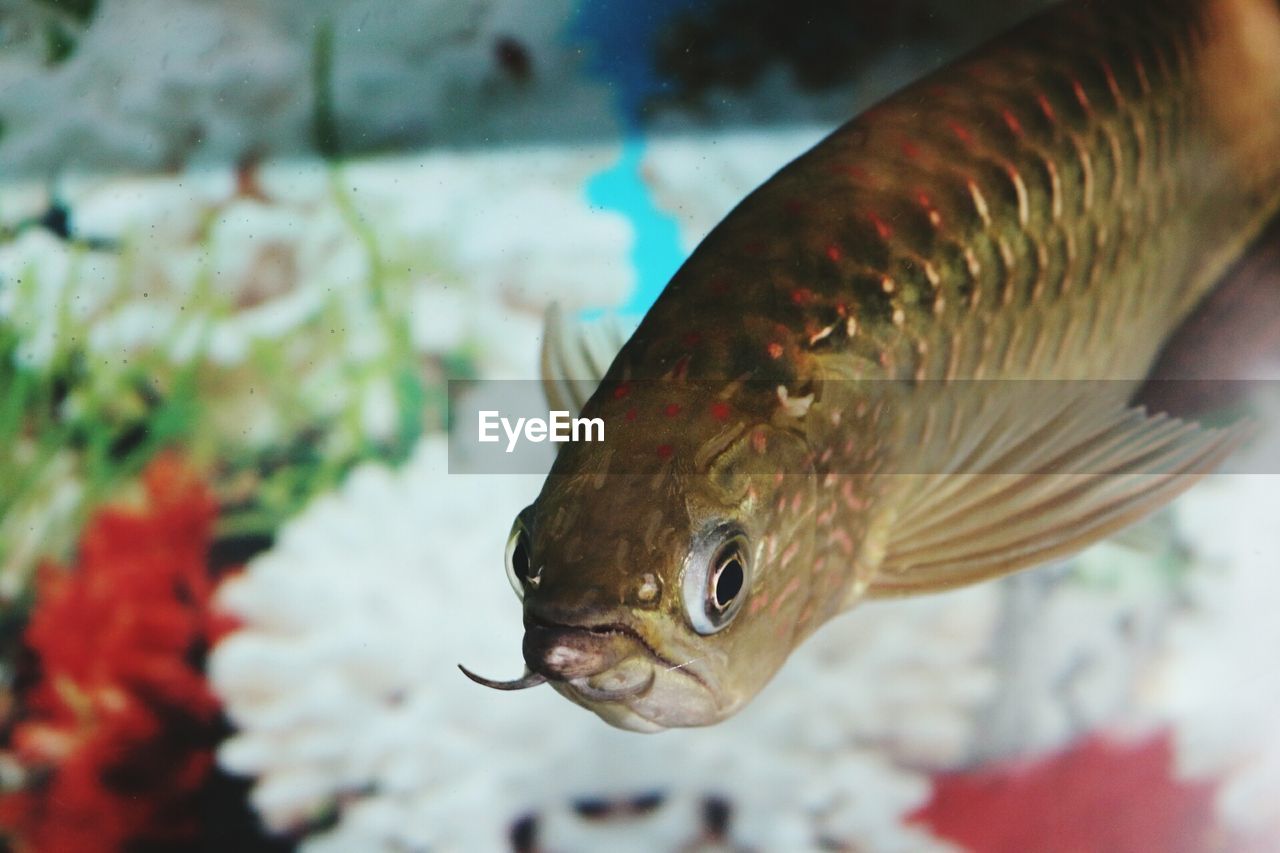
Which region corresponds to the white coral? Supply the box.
[1155,472,1280,838]
[0,0,615,176]
[0,0,309,175]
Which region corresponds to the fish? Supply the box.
[460,0,1280,732]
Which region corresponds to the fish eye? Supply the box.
[712,547,745,611]
[505,508,540,599]
[683,524,750,635]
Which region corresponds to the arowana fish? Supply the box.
[461,0,1280,731]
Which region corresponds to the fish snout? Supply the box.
[522,625,635,681]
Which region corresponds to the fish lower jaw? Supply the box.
[568,666,657,703]
[549,679,667,733]
[565,663,731,732]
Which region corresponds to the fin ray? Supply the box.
[539,304,633,418]
[864,384,1248,599]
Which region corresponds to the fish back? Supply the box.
[619,0,1280,388]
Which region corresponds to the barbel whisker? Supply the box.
[457,664,548,691]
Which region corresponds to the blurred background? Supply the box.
[0,0,1277,850]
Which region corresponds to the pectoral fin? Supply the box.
[865,388,1249,598]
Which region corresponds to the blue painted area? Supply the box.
[571,1,700,317]
[585,138,686,318]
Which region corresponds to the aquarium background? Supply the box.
[0,0,1277,850]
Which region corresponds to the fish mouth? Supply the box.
[523,613,713,700]
[513,612,728,731]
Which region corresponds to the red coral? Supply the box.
[1,454,223,853]
[911,731,1221,853]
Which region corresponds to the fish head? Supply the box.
[498,382,829,732]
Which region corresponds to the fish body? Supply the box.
[475,0,1280,731]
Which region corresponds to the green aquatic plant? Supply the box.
[0,315,201,599]
[0,156,482,560]
[312,20,341,160]
[33,0,98,25]
[28,0,100,67]
[41,19,76,65]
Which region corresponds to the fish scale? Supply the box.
[626,0,1271,388]
[473,0,1280,731]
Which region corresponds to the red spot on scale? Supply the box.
[1035,92,1057,125]
[663,403,681,418]
[1071,78,1092,115]
[946,120,972,145]
[710,401,731,422]
[791,287,815,305]
[916,190,942,228]
[751,430,768,454]
[625,408,638,421]
[868,212,894,241]
[613,383,631,400]
[831,163,872,185]
[967,62,1000,84]
[1100,58,1124,103]
[767,342,784,360]
[656,444,674,460]
[1002,109,1024,138]
[900,139,922,159]
[825,244,842,262]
